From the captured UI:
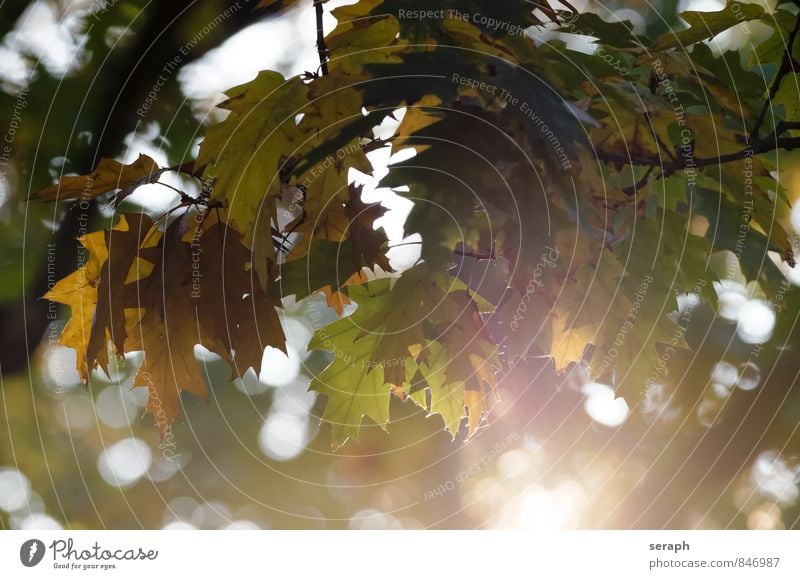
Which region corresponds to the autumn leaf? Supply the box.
[357,265,444,385]
[35,154,160,201]
[87,213,158,377]
[427,290,499,438]
[42,230,107,380]
[197,72,310,238]
[122,219,286,435]
[344,184,391,272]
[550,315,595,372]
[286,184,391,273]
[326,1,405,75]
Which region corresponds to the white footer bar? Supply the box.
[1,531,797,577]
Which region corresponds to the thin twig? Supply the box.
[557,0,579,14]
[167,161,199,177]
[314,0,329,76]
[621,165,654,196]
[750,13,800,139]
[601,15,800,175]
[454,247,496,261]
[597,132,800,171]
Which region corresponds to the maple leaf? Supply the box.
[550,316,595,372]
[325,2,405,75]
[293,76,374,221]
[414,340,467,437]
[87,213,158,377]
[127,288,212,438]
[48,207,287,437]
[427,290,499,437]
[42,229,107,380]
[122,218,286,435]
[35,154,160,201]
[345,184,392,272]
[197,72,309,238]
[357,265,444,385]
[284,184,391,275]
[197,70,381,248]
[308,281,394,448]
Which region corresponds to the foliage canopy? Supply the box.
[40,0,800,449]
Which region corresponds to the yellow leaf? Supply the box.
[43,231,106,381]
[326,3,405,75]
[464,388,494,438]
[550,314,595,372]
[43,217,135,381]
[392,95,443,154]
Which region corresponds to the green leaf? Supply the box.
[357,265,445,385]
[557,12,651,49]
[419,341,466,437]
[275,240,360,302]
[197,72,309,238]
[750,8,797,68]
[308,281,394,448]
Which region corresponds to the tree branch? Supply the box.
[596,122,800,172]
[598,12,800,178]
[621,165,654,196]
[314,0,329,76]
[455,247,496,261]
[750,13,800,140]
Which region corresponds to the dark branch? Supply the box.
[597,122,800,172]
[600,14,800,177]
[314,0,329,76]
[750,13,800,140]
[621,166,654,196]
[455,247,496,261]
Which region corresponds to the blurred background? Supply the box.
[2,0,800,530]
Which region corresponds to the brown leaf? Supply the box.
[346,184,391,272]
[122,218,286,435]
[87,214,157,377]
[35,154,161,201]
